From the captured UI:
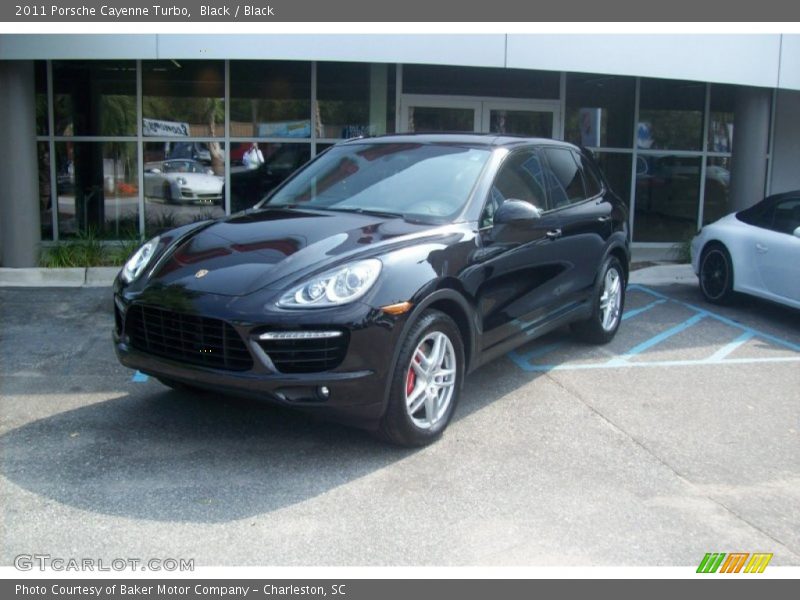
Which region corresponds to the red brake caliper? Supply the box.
[406,354,420,396]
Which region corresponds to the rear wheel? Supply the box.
[377,310,464,447]
[699,243,734,304]
[572,256,626,344]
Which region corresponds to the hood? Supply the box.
[148,208,433,296]
[165,172,223,188]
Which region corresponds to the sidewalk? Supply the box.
[0,263,696,288]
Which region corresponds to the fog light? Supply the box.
[318,386,331,400]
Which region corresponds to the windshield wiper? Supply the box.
[313,206,403,219]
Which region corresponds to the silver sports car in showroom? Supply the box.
[144,159,223,205]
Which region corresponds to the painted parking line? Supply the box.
[131,370,149,383]
[509,285,800,373]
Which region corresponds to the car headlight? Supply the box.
[176,177,187,185]
[120,236,160,284]
[277,259,382,308]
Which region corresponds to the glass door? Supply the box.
[481,99,561,138]
[401,95,561,138]
[401,96,481,133]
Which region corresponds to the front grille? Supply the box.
[126,305,253,371]
[258,332,349,374]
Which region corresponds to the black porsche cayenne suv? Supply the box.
[113,134,630,446]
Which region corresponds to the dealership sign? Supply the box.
[142,118,190,137]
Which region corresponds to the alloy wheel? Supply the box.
[404,331,457,429]
[599,267,623,331]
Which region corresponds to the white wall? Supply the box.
[2,33,800,91]
[507,34,782,89]
[769,89,800,194]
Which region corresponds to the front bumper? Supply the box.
[113,290,410,427]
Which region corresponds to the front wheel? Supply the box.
[572,256,626,344]
[377,310,464,447]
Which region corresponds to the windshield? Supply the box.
[261,142,491,220]
[162,160,206,174]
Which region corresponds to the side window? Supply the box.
[542,147,587,209]
[481,150,547,227]
[771,198,800,234]
[577,151,603,198]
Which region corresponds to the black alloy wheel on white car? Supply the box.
[699,243,735,304]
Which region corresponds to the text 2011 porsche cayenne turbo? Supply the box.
[114,134,630,446]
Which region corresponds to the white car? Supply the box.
[144,159,223,205]
[691,192,800,309]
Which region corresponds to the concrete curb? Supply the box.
[0,267,119,287]
[629,263,696,286]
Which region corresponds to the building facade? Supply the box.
[2,34,800,266]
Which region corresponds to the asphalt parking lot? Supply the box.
[1,266,799,567]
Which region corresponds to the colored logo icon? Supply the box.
[697,552,773,573]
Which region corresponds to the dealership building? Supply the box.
[1,33,799,267]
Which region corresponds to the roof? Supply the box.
[339,133,577,149]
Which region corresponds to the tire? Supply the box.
[571,256,626,344]
[698,243,735,305]
[377,310,464,447]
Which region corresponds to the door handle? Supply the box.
[597,216,612,222]
[546,229,562,240]
[755,243,768,254]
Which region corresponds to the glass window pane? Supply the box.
[565,73,635,148]
[490,110,552,137]
[639,79,705,150]
[708,84,735,153]
[491,151,547,212]
[634,154,701,242]
[229,61,311,138]
[317,62,391,139]
[229,142,311,211]
[542,147,586,207]
[594,152,632,209]
[38,142,53,240]
[143,61,225,138]
[578,152,603,198]
[403,65,560,99]
[409,106,475,133]
[55,142,139,239]
[53,61,137,137]
[35,61,48,136]
[703,156,732,225]
[143,142,225,237]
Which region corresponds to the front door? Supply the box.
[400,95,561,138]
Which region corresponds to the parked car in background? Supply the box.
[691,191,800,309]
[114,134,629,446]
[144,159,224,205]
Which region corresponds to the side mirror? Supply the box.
[493,199,543,225]
[793,226,800,239]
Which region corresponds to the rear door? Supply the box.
[539,147,611,300]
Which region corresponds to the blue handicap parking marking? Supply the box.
[508,284,800,373]
[131,370,149,383]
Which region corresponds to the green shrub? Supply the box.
[40,229,141,268]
